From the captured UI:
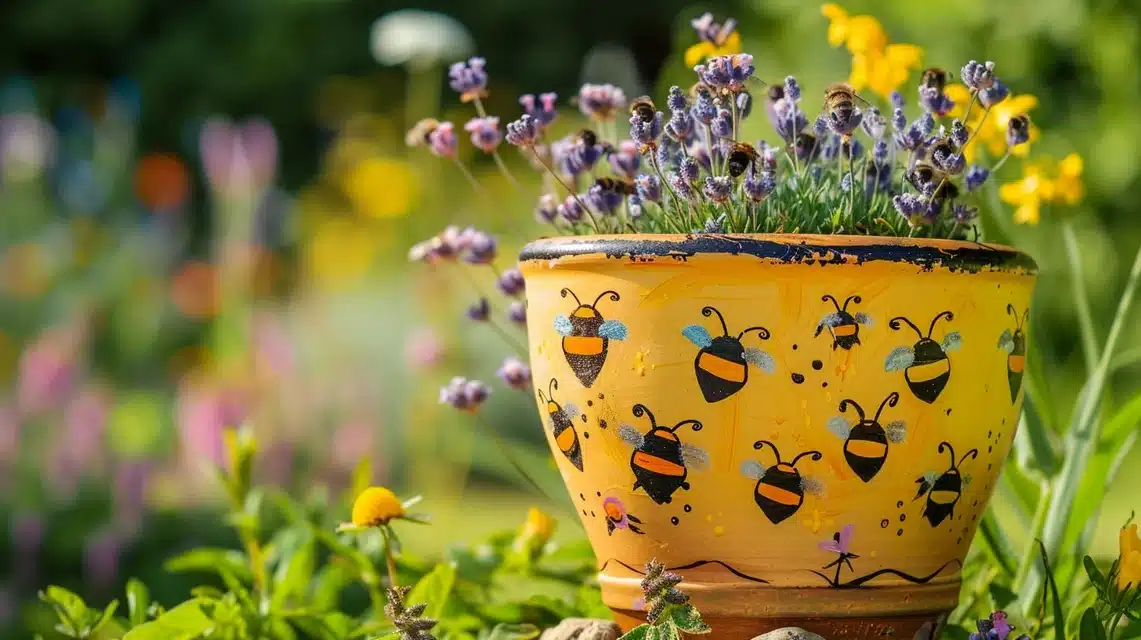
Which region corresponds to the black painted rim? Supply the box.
[519,234,1037,274]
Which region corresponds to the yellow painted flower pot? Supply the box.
[518,234,1037,639]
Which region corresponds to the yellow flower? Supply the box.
[1120,523,1141,591]
[514,507,557,558]
[821,5,887,55]
[305,218,384,287]
[351,486,404,527]
[342,156,420,219]
[850,44,923,99]
[1052,153,1084,205]
[684,31,741,68]
[1000,162,1054,225]
[945,84,1039,162]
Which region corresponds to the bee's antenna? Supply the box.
[670,419,703,433]
[838,398,866,421]
[1022,309,1030,330]
[790,450,823,467]
[548,378,558,400]
[560,288,581,306]
[632,403,658,428]
[874,392,900,422]
[822,294,842,313]
[843,295,862,311]
[938,441,957,469]
[752,439,782,464]
[956,448,980,468]
[738,326,771,341]
[889,316,924,340]
[927,311,954,338]
[702,306,730,336]
[536,389,546,403]
[592,290,621,308]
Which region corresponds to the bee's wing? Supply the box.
[913,475,933,499]
[599,319,629,340]
[563,403,579,420]
[739,460,766,480]
[682,324,714,348]
[884,346,915,371]
[680,443,710,471]
[826,416,851,440]
[554,314,573,336]
[941,331,963,352]
[998,328,1014,352]
[884,420,907,444]
[800,476,826,496]
[744,348,776,374]
[617,424,644,448]
[854,311,873,326]
[816,313,841,334]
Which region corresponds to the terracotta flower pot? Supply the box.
[518,234,1037,640]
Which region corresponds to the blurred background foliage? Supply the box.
[1,0,1140,636]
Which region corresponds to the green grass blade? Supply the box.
[1062,220,1101,374]
[1039,540,1067,640]
[1014,391,1059,475]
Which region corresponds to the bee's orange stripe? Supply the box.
[847,439,887,459]
[930,490,959,505]
[556,428,578,452]
[633,452,685,477]
[572,308,595,318]
[758,482,801,506]
[1008,354,1025,373]
[908,359,950,380]
[564,336,604,356]
[698,352,746,383]
[833,324,857,336]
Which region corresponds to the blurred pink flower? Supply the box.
[0,112,56,183]
[404,327,444,370]
[331,420,375,472]
[84,529,123,592]
[253,312,295,377]
[113,460,151,534]
[259,440,295,488]
[199,116,277,196]
[177,382,246,467]
[52,388,110,483]
[17,329,78,415]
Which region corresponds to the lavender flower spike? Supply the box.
[702,176,733,203]
[695,54,754,93]
[535,193,559,223]
[827,107,863,137]
[439,377,491,411]
[466,298,490,322]
[464,117,502,153]
[667,86,688,112]
[743,168,776,202]
[507,301,527,325]
[462,230,497,264]
[961,60,997,91]
[634,173,662,202]
[497,357,532,390]
[557,194,586,223]
[965,165,990,192]
[497,267,525,296]
[519,92,558,129]
[449,57,489,103]
[979,79,1009,107]
[609,140,641,179]
[577,83,627,121]
[629,112,663,151]
[587,181,624,215]
[506,114,541,148]
[428,122,458,158]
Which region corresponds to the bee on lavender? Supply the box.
[823,83,868,122]
[905,162,960,203]
[726,142,759,178]
[630,96,657,123]
[920,68,950,93]
[594,177,636,196]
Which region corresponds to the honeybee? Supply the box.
[767,84,785,102]
[594,177,636,196]
[554,289,628,387]
[998,304,1030,402]
[688,82,712,98]
[740,440,824,524]
[682,306,775,403]
[578,128,599,148]
[827,393,907,483]
[914,441,978,527]
[823,83,869,120]
[885,312,961,404]
[536,378,583,471]
[905,162,960,201]
[617,404,708,504]
[921,68,949,93]
[726,142,759,178]
[630,96,656,123]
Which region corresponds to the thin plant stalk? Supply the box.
[528,148,599,232]
[379,526,400,588]
[1062,219,1100,374]
[452,157,489,198]
[491,151,524,191]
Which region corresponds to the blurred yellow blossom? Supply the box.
[1121,523,1141,591]
[1001,162,1054,225]
[342,156,420,219]
[1053,153,1085,205]
[685,32,741,68]
[305,218,382,287]
[821,4,887,54]
[0,243,51,298]
[822,4,921,99]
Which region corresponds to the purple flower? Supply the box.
[497,357,532,390]
[756,141,779,171]
[861,107,886,139]
[84,529,123,590]
[506,114,541,148]
[466,297,490,321]
[535,193,559,223]
[428,122,458,158]
[736,91,753,119]
[577,83,627,121]
[635,173,662,202]
[743,168,776,202]
[873,140,889,164]
[667,86,688,112]
[679,157,700,182]
[952,204,978,224]
[439,377,492,412]
[961,60,997,91]
[891,108,907,132]
[669,172,697,200]
[694,54,754,92]
[656,139,680,168]
[507,301,527,325]
[769,98,807,143]
[965,165,990,191]
[813,114,829,136]
[691,12,737,47]
[711,109,733,138]
[918,86,955,116]
[628,194,645,219]
[609,140,641,178]
[629,111,663,150]
[969,611,1019,640]
[890,91,905,110]
[462,230,497,264]
[692,89,717,124]
[697,213,728,234]
[557,194,585,223]
[702,176,733,202]
[864,161,892,198]
[784,76,802,102]
[587,181,625,215]
[1006,114,1031,147]
[449,57,489,102]
[519,92,558,129]
[497,267,525,296]
[893,194,938,224]
[827,106,863,137]
[463,117,502,153]
[932,144,966,175]
[918,113,935,136]
[666,109,696,143]
[979,79,1009,107]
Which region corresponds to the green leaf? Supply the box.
[89,601,120,636]
[574,583,610,619]
[1079,607,1108,640]
[126,578,151,627]
[164,547,253,585]
[272,533,316,610]
[668,604,710,634]
[1084,556,1106,591]
[310,562,355,611]
[522,594,576,619]
[288,612,356,640]
[123,601,214,640]
[407,563,457,620]
[988,583,1018,610]
[40,586,88,631]
[620,625,651,640]
[1013,391,1057,475]
[486,623,541,640]
[1039,541,1066,640]
[652,623,680,640]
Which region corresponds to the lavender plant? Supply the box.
[406,11,1064,239]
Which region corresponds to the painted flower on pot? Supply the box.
[885,311,961,404]
[617,404,708,505]
[682,306,775,403]
[553,289,628,388]
[601,496,644,536]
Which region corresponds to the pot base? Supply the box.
[612,610,949,640]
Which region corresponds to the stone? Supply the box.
[539,618,622,640]
[751,628,828,640]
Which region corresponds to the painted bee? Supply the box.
[682,306,775,404]
[602,496,645,536]
[885,311,961,404]
[998,304,1029,403]
[726,142,759,178]
[920,67,949,93]
[554,289,628,388]
[594,177,636,196]
[630,96,656,123]
[617,404,708,505]
[815,294,872,350]
[827,393,907,483]
[914,441,978,527]
[536,378,582,472]
[740,440,823,524]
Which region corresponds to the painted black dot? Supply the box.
[945,408,952,416]
[987,463,993,471]
[956,537,962,544]
[599,419,608,429]
[590,511,595,517]
[579,493,585,500]
[581,414,588,422]
[812,360,824,370]
[897,501,904,508]
[587,400,594,407]
[897,529,904,536]
[880,519,889,528]
[584,432,590,439]
[582,509,588,516]
[972,500,978,507]
[971,515,978,522]
[792,344,799,350]
[987,445,992,453]
[598,393,605,399]
[792,373,806,384]
[671,517,680,525]
[822,382,828,388]
[596,491,602,497]
[684,504,692,513]
[987,430,993,438]
[900,514,906,522]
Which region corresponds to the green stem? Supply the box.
[379,526,400,588]
[1013,481,1053,592]
[1063,220,1101,374]
[529,148,598,232]
[491,151,524,191]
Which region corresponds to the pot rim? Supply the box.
[518,233,1037,274]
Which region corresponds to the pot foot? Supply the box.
[611,610,950,640]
